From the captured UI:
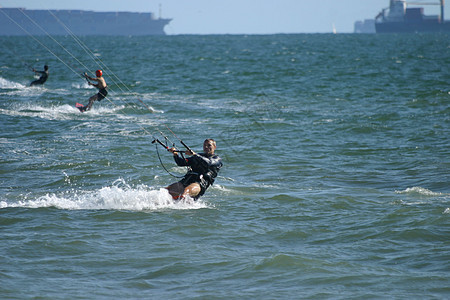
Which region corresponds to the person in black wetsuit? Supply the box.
[78,69,108,112]
[30,65,48,86]
[167,139,223,200]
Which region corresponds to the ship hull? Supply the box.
[376,21,450,33]
[0,8,171,36]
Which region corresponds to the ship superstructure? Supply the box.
[374,0,450,33]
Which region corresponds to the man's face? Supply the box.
[203,140,216,155]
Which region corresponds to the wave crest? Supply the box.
[395,187,443,197]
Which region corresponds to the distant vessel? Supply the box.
[354,19,376,33]
[0,7,172,36]
[374,0,450,33]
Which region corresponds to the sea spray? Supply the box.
[2,179,210,211]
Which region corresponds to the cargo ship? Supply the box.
[0,7,172,36]
[374,0,450,33]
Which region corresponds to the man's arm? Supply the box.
[84,73,99,82]
[173,153,189,166]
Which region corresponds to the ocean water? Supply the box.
[1,33,449,299]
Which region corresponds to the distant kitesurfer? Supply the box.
[166,139,223,200]
[30,65,49,86]
[78,70,108,112]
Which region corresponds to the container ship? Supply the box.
[374,0,450,33]
[0,7,172,36]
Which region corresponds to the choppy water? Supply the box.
[1,33,449,299]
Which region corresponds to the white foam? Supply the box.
[0,77,55,97]
[0,103,80,120]
[71,81,93,89]
[0,102,124,120]
[395,187,443,197]
[0,180,210,211]
[144,105,164,114]
[0,77,26,89]
[77,104,125,115]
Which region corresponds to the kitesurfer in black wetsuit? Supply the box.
[167,139,223,200]
[78,69,108,112]
[30,65,48,86]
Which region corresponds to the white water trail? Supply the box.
[1,180,211,211]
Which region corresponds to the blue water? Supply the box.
[1,33,449,299]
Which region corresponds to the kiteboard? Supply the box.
[75,102,85,112]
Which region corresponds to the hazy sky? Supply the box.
[2,0,448,34]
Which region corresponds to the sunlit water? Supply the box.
[1,33,449,299]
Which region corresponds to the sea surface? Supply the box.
[1,33,449,299]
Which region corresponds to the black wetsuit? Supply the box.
[30,70,49,86]
[173,152,223,199]
[97,88,108,101]
[79,87,108,112]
